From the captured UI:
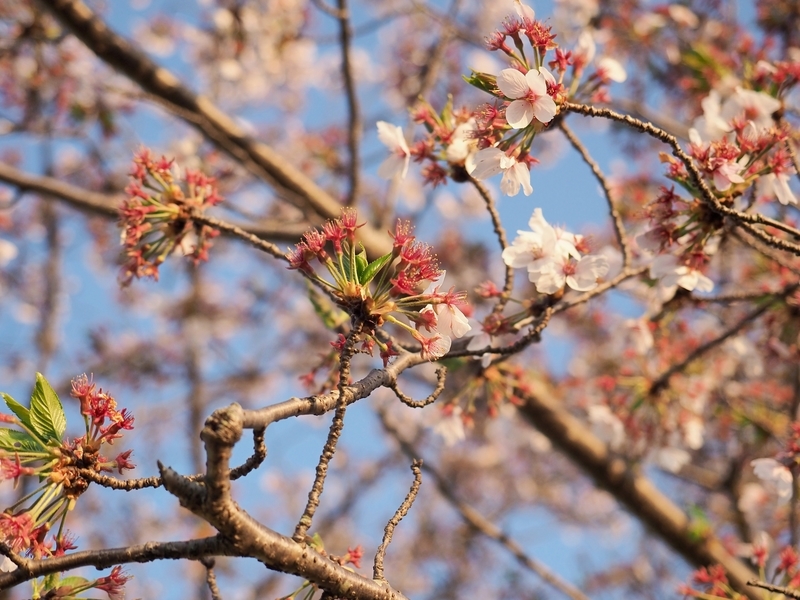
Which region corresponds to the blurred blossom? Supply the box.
[0,238,17,266]
[587,405,625,450]
[432,406,466,446]
[751,458,793,504]
[654,447,691,473]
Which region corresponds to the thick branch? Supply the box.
[159,402,410,600]
[515,386,763,600]
[38,0,391,257]
[0,536,236,589]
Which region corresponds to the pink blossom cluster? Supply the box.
[120,148,223,285]
[502,208,609,294]
[287,210,470,361]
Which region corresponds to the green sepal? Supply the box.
[1,393,34,432]
[0,428,46,453]
[359,251,393,286]
[463,71,498,96]
[29,373,67,444]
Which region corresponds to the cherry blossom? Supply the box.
[758,171,798,205]
[751,458,793,504]
[531,253,609,294]
[503,208,607,294]
[496,68,558,129]
[468,147,533,196]
[376,121,410,179]
[649,254,714,293]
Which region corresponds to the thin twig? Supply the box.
[469,177,514,314]
[230,427,267,480]
[389,366,447,408]
[378,413,591,600]
[335,0,361,206]
[747,579,800,599]
[558,121,631,268]
[0,537,237,589]
[200,557,224,600]
[293,323,363,542]
[191,211,286,260]
[373,459,423,582]
[649,297,782,395]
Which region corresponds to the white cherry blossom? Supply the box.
[650,254,714,292]
[376,121,410,179]
[751,458,793,504]
[758,171,798,205]
[468,147,533,196]
[496,68,557,129]
[596,57,627,82]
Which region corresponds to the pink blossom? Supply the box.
[649,254,714,292]
[496,68,557,128]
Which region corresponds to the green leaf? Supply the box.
[0,428,46,453]
[56,575,91,588]
[29,373,67,443]
[359,252,394,286]
[1,392,33,431]
[354,253,369,283]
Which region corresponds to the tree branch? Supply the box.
[37,0,391,257]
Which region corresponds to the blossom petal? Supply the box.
[505,99,534,129]
[497,69,529,99]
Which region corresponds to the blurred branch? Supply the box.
[514,384,764,600]
[379,412,591,600]
[335,0,362,206]
[0,160,309,243]
[38,0,391,257]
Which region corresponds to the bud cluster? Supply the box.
[287,209,471,361]
[120,148,223,285]
[0,373,134,585]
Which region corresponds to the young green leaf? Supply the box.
[359,252,393,286]
[29,373,67,444]
[0,428,46,453]
[1,392,34,431]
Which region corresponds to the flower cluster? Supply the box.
[0,374,134,569]
[460,1,626,196]
[375,1,628,197]
[287,210,470,360]
[683,88,798,206]
[119,148,223,285]
[637,186,715,294]
[502,208,609,294]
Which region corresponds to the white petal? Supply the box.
[376,121,409,153]
[497,68,530,99]
[469,147,505,179]
[505,99,534,129]
[524,69,548,95]
[532,96,557,124]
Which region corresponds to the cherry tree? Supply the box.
[0,0,798,599]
